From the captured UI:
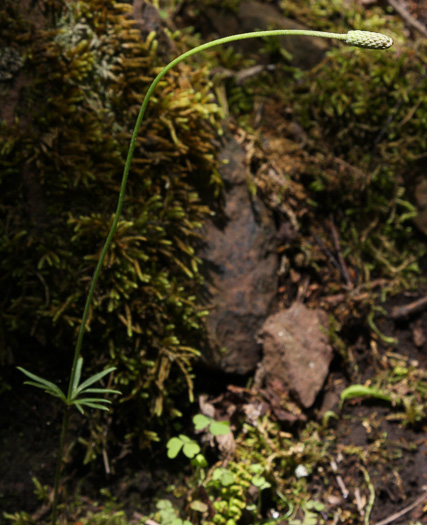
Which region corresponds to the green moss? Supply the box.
[280,0,400,35]
[278,39,427,284]
[0,0,223,448]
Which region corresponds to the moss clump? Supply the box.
[280,0,399,35]
[277,39,427,284]
[0,0,223,449]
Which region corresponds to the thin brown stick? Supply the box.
[388,0,427,37]
[390,295,427,319]
[373,489,427,525]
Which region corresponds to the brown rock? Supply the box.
[258,303,333,408]
[199,136,278,374]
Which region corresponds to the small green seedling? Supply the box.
[340,384,394,406]
[167,434,201,459]
[289,501,326,525]
[166,415,230,459]
[155,499,192,525]
[250,463,272,491]
[211,467,236,487]
[193,413,230,436]
[248,463,272,515]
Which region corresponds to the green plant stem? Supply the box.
[360,465,375,525]
[66,28,347,398]
[51,406,70,525]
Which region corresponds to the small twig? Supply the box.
[373,488,427,525]
[210,64,276,85]
[388,0,427,37]
[330,459,349,499]
[296,275,310,303]
[312,233,342,273]
[102,447,110,475]
[331,508,342,525]
[355,488,365,515]
[390,294,427,320]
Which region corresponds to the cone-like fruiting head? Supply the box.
[346,30,393,49]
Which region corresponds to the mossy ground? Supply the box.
[1,0,427,524]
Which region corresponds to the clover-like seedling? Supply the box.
[156,500,192,525]
[193,414,230,436]
[167,434,201,459]
[211,467,236,487]
[250,463,272,491]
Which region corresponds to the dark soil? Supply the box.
[0,379,60,519]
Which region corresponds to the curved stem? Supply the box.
[66,29,348,398]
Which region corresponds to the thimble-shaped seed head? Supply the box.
[346,30,393,49]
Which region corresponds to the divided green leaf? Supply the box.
[167,437,184,459]
[182,441,200,458]
[193,414,211,430]
[17,367,67,402]
[209,420,230,436]
[73,366,117,396]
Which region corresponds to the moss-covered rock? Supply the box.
[0,0,223,448]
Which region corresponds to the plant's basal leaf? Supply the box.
[72,397,112,405]
[74,366,116,394]
[76,401,110,411]
[17,368,66,402]
[76,387,121,396]
[74,403,85,415]
[18,367,64,395]
[22,381,63,398]
[71,357,84,398]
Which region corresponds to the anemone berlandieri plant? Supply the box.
[0,0,222,441]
